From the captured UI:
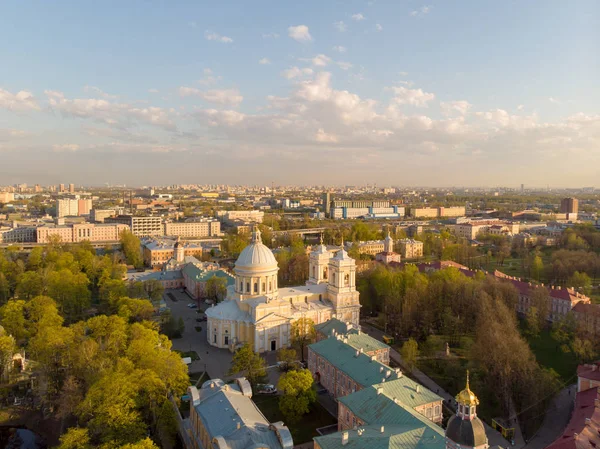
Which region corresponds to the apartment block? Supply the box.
[0,192,15,203]
[397,239,424,259]
[217,210,264,224]
[36,223,129,243]
[164,219,221,238]
[56,198,92,218]
[105,215,164,237]
[0,227,37,243]
[90,208,126,223]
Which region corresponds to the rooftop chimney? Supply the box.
[355,350,360,357]
[380,366,384,373]
[377,387,383,395]
[237,422,241,430]
[380,426,385,433]
[342,431,349,446]
[416,385,421,393]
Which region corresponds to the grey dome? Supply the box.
[446,415,487,448]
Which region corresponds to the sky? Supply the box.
[1,0,599,187]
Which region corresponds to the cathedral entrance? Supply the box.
[271,340,277,351]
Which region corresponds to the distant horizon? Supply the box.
[2,1,599,186]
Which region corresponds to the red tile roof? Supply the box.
[573,302,600,318]
[545,387,600,449]
[578,362,600,383]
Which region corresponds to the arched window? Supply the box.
[344,273,350,286]
[323,267,328,279]
[246,282,250,292]
[262,282,265,292]
[240,281,243,291]
[254,283,258,293]
[426,408,432,418]
[434,406,440,416]
[313,266,316,278]
[332,272,336,284]
[269,282,272,291]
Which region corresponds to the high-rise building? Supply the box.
[69,183,75,193]
[34,184,42,193]
[59,184,65,193]
[560,197,579,214]
[56,198,93,217]
[322,192,332,216]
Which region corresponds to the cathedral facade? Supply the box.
[206,229,361,353]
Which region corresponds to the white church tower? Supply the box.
[326,243,361,325]
[307,235,330,285]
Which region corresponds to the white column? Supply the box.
[254,328,260,352]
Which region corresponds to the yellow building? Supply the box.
[206,229,361,353]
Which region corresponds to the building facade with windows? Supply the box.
[164,219,221,238]
[36,223,129,243]
[105,215,164,237]
[205,228,361,353]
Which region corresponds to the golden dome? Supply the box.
[456,371,479,407]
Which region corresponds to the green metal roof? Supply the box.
[338,378,443,425]
[182,264,235,286]
[309,337,397,387]
[344,332,389,353]
[314,424,445,449]
[315,318,355,336]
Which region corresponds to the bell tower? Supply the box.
[446,372,488,449]
[326,244,360,325]
[307,235,330,285]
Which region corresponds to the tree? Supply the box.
[0,330,16,381]
[290,318,316,362]
[277,347,298,370]
[530,255,544,281]
[47,269,91,322]
[228,343,267,385]
[525,307,541,337]
[571,337,597,363]
[400,338,419,370]
[56,427,91,449]
[205,275,228,303]
[143,279,165,303]
[567,271,592,296]
[530,287,549,331]
[0,299,27,342]
[277,369,316,424]
[120,230,143,268]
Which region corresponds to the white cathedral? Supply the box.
[205,228,361,353]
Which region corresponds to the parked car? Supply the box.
[187,303,198,309]
[257,384,277,395]
[204,299,214,305]
[276,361,289,371]
[196,316,207,322]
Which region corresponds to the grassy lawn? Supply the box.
[523,328,579,383]
[174,350,200,361]
[253,395,337,444]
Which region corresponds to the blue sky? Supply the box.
[1,0,599,187]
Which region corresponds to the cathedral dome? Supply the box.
[235,228,278,272]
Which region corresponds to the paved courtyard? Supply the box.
[165,289,233,380]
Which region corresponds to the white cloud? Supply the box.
[333,21,347,32]
[0,88,41,112]
[148,88,159,94]
[305,54,331,67]
[179,87,243,107]
[399,71,409,76]
[315,128,339,143]
[205,31,233,43]
[288,25,312,43]
[517,104,525,111]
[391,86,435,107]
[441,100,472,116]
[332,45,347,53]
[259,58,271,65]
[351,13,365,21]
[549,97,561,104]
[262,32,280,39]
[52,144,80,152]
[375,23,383,31]
[45,90,176,130]
[281,67,314,79]
[198,69,221,86]
[410,6,432,17]
[84,86,117,100]
[337,61,353,71]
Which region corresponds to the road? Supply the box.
[522,384,575,449]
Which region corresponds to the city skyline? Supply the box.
[2,0,599,186]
